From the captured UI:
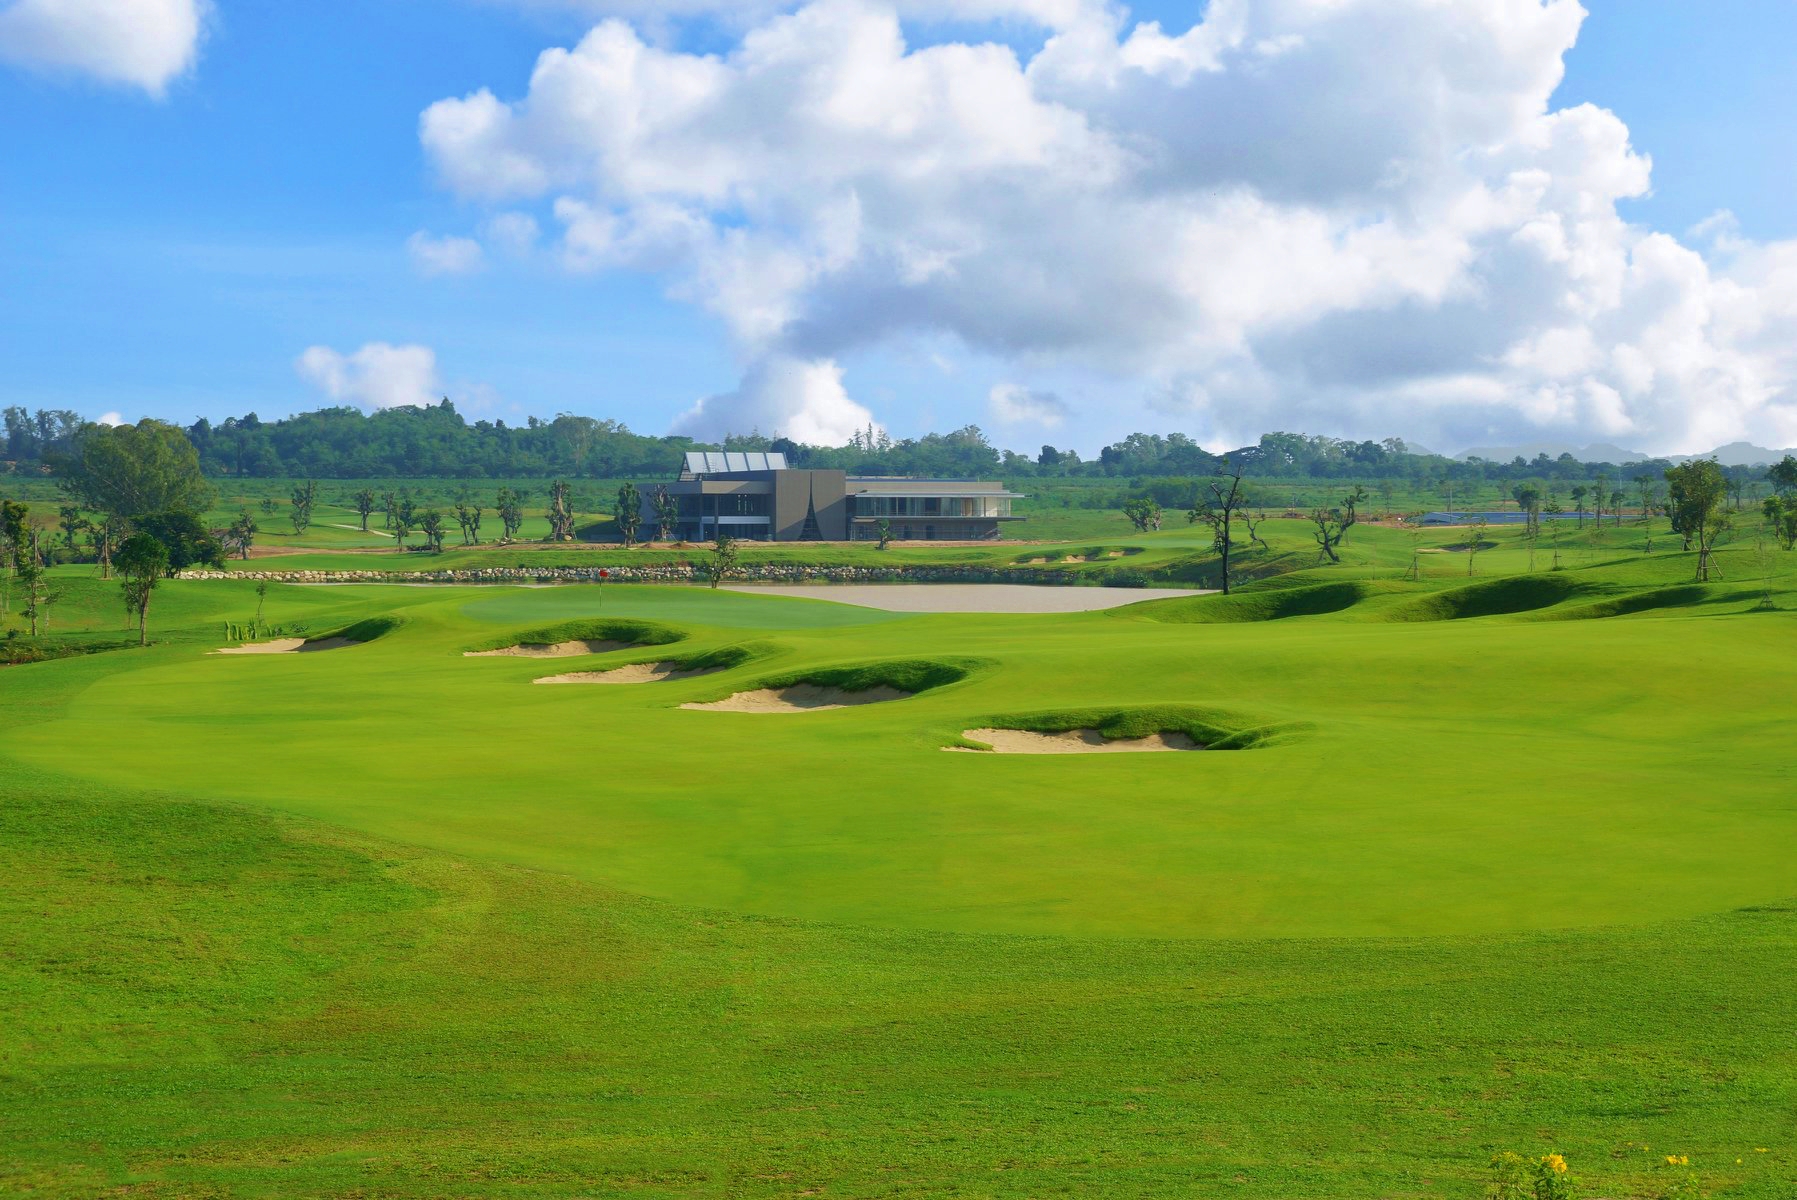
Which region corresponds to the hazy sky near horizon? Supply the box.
[2,0,1794,456]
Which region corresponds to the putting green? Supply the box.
[10,580,1796,939]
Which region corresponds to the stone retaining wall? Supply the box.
[179,564,1089,586]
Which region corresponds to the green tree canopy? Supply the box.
[115,533,170,646]
[51,420,213,519]
[134,511,225,577]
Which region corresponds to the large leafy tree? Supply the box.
[115,533,169,646]
[1665,459,1729,581]
[1769,455,1797,497]
[134,511,225,577]
[51,420,212,520]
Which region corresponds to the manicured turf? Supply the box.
[3,531,1794,1196]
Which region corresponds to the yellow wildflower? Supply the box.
[1542,1153,1569,1174]
[1664,1154,1688,1166]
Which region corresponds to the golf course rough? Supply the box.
[4,522,1796,1199]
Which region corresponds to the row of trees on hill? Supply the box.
[6,401,1768,487]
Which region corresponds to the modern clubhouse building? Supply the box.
[645,452,1024,542]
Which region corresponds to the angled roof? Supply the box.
[682,450,789,477]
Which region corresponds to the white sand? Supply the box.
[536,662,722,685]
[464,639,633,658]
[950,727,1203,754]
[717,584,1209,613]
[681,684,913,712]
[216,638,307,655]
[215,637,358,655]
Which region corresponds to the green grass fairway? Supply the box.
[4,540,1795,1196]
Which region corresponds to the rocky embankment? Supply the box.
[179,564,1088,586]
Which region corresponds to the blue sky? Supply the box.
[1,0,1794,455]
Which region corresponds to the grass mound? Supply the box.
[1530,584,1720,622]
[748,656,981,696]
[953,704,1300,751]
[661,641,773,673]
[540,641,776,685]
[1,633,139,666]
[1128,581,1380,623]
[464,617,684,656]
[682,656,982,711]
[1380,575,1587,622]
[316,615,406,645]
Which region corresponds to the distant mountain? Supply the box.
[1456,441,1650,464]
[1455,440,1796,467]
[1703,442,1797,467]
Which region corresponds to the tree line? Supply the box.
[8,401,1772,487]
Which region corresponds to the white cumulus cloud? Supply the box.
[989,382,1068,427]
[484,211,542,257]
[0,0,208,95]
[673,355,877,443]
[421,0,1797,453]
[488,0,1106,30]
[296,342,442,411]
[407,230,485,276]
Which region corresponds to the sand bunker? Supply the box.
[464,639,632,658]
[215,637,358,655]
[535,661,723,685]
[681,684,913,713]
[951,727,1203,754]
